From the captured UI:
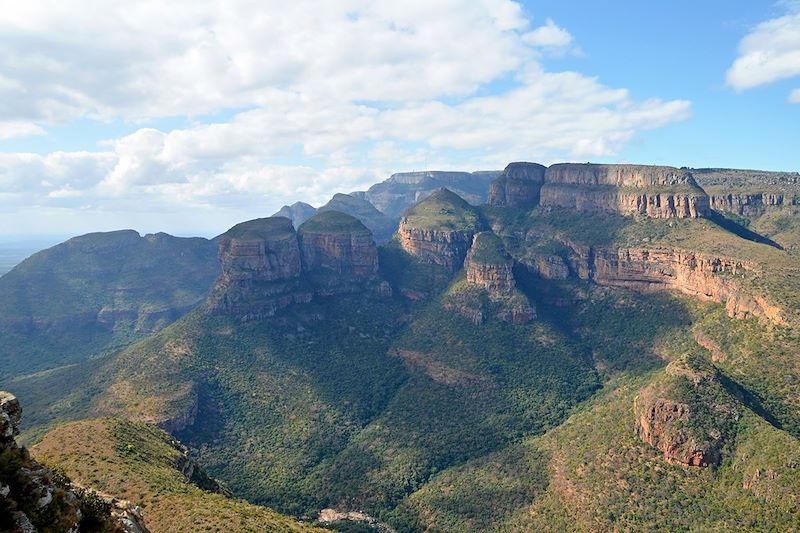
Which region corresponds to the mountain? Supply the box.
[359,170,501,218]
[318,193,396,243]
[272,202,318,228]
[4,161,800,532]
[0,230,219,380]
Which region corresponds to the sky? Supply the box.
[0,0,799,239]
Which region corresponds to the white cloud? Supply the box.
[0,0,693,236]
[790,87,800,102]
[522,19,573,49]
[726,8,800,96]
[0,121,46,141]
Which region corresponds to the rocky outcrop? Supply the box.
[707,192,800,216]
[0,391,127,532]
[206,217,312,320]
[298,211,379,294]
[540,164,711,218]
[397,188,486,272]
[633,357,739,467]
[208,213,380,319]
[487,162,546,208]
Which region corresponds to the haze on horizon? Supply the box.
[1,0,799,239]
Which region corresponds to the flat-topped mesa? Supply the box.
[206,217,312,319]
[540,163,711,218]
[487,162,547,208]
[397,188,487,272]
[298,211,379,295]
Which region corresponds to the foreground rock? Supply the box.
[1,391,132,532]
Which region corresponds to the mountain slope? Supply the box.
[32,417,329,532]
[0,230,219,380]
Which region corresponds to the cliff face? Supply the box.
[487,162,546,208]
[518,239,786,326]
[397,188,486,272]
[206,217,312,320]
[298,211,379,295]
[540,164,711,218]
[708,192,800,216]
[208,213,379,319]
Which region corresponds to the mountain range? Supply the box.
[1,162,799,532]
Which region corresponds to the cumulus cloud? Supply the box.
[726,7,800,97]
[0,0,692,236]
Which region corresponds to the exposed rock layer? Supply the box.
[487,162,546,208]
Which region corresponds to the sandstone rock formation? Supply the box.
[518,239,787,326]
[208,213,380,318]
[298,211,379,294]
[1,391,132,532]
[540,163,711,218]
[633,356,738,467]
[692,168,800,216]
[206,217,312,320]
[397,188,487,272]
[487,162,546,208]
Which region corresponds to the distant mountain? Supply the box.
[0,230,219,379]
[358,169,501,218]
[272,201,318,228]
[318,192,396,242]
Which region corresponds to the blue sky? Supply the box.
[0,0,798,238]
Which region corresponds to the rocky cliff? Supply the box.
[397,188,487,272]
[518,239,787,326]
[633,356,738,467]
[298,211,379,294]
[208,213,379,318]
[487,162,547,208]
[540,163,711,218]
[692,168,800,217]
[206,217,312,320]
[462,232,535,323]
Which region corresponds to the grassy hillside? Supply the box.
[401,188,485,232]
[0,230,219,380]
[318,193,396,242]
[392,306,800,531]
[32,418,328,532]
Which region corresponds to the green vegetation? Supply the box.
[224,217,297,240]
[318,193,396,242]
[467,232,510,264]
[400,188,485,231]
[0,230,219,380]
[299,211,370,234]
[32,418,327,532]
